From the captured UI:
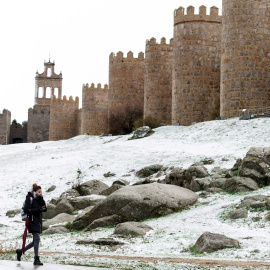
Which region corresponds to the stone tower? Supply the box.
[0,109,11,145]
[82,83,109,135]
[35,60,63,105]
[172,6,222,126]
[144,37,173,124]
[221,0,270,117]
[109,51,145,132]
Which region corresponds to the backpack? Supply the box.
[21,197,33,221]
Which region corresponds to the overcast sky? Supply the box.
[0,0,222,123]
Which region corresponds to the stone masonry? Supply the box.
[172,6,222,126]
[109,51,145,131]
[0,109,11,145]
[82,83,109,135]
[49,95,79,141]
[221,0,270,117]
[144,37,173,124]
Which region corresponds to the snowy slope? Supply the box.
[0,117,270,266]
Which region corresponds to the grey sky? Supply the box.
[0,0,222,123]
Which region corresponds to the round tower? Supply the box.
[109,51,145,132]
[144,37,173,124]
[172,6,222,126]
[221,0,270,117]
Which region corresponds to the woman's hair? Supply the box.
[32,183,41,192]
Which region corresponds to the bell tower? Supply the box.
[35,60,63,105]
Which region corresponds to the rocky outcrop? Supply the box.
[185,166,209,181]
[189,178,210,192]
[113,222,153,237]
[77,180,109,196]
[43,226,69,235]
[165,168,186,186]
[195,232,240,253]
[99,184,124,196]
[70,183,198,230]
[129,126,154,140]
[43,213,76,230]
[60,189,80,199]
[223,177,259,193]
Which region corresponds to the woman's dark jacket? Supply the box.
[23,192,47,234]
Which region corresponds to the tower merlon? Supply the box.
[109,51,145,62]
[174,5,222,25]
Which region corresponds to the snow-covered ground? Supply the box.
[0,117,270,269]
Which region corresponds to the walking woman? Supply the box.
[16,183,47,265]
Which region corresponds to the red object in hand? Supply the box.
[22,217,29,253]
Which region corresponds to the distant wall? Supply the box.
[0,109,11,145]
[49,95,79,141]
[82,83,109,135]
[10,124,27,144]
[27,105,50,143]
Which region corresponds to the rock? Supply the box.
[77,180,109,196]
[211,173,221,179]
[246,147,270,165]
[185,166,209,181]
[190,178,210,192]
[6,209,20,218]
[49,197,61,205]
[69,196,104,210]
[103,172,116,177]
[60,189,80,199]
[200,158,215,165]
[237,195,267,209]
[46,185,56,192]
[136,164,164,178]
[55,199,75,215]
[222,158,229,162]
[113,180,129,186]
[165,167,186,186]
[210,178,227,189]
[43,213,76,230]
[76,206,95,220]
[211,167,227,174]
[76,238,125,246]
[113,222,153,237]
[43,203,57,219]
[70,183,198,230]
[129,126,154,140]
[43,226,70,235]
[99,184,123,196]
[223,177,259,193]
[231,158,243,171]
[239,157,269,186]
[225,171,234,178]
[85,215,124,231]
[195,232,240,253]
[250,202,265,209]
[133,178,154,186]
[229,209,248,219]
[266,212,270,221]
[206,187,223,193]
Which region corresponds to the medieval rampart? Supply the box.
[0,109,11,145]
[172,6,222,125]
[144,37,173,124]
[49,95,79,141]
[221,0,270,117]
[82,83,109,135]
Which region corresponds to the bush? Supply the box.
[133,115,163,130]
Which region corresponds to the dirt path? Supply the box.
[41,251,270,268]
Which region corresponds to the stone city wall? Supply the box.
[0,109,11,145]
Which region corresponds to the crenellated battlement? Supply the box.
[82,83,109,92]
[174,5,222,25]
[109,51,145,63]
[146,37,173,52]
[51,95,79,107]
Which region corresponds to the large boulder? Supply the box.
[189,178,210,192]
[55,199,74,215]
[69,196,104,210]
[129,126,154,140]
[136,164,164,178]
[70,183,198,230]
[113,222,153,237]
[237,195,267,209]
[43,213,76,230]
[99,184,124,196]
[223,177,259,193]
[185,166,209,181]
[43,226,70,235]
[43,203,57,219]
[165,168,186,186]
[210,178,227,189]
[195,232,240,253]
[60,189,80,199]
[239,147,270,186]
[229,209,248,219]
[77,180,109,196]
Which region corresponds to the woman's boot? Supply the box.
[16,249,22,261]
[33,256,43,265]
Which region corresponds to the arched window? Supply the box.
[46,87,51,98]
[38,87,43,98]
[47,68,52,77]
